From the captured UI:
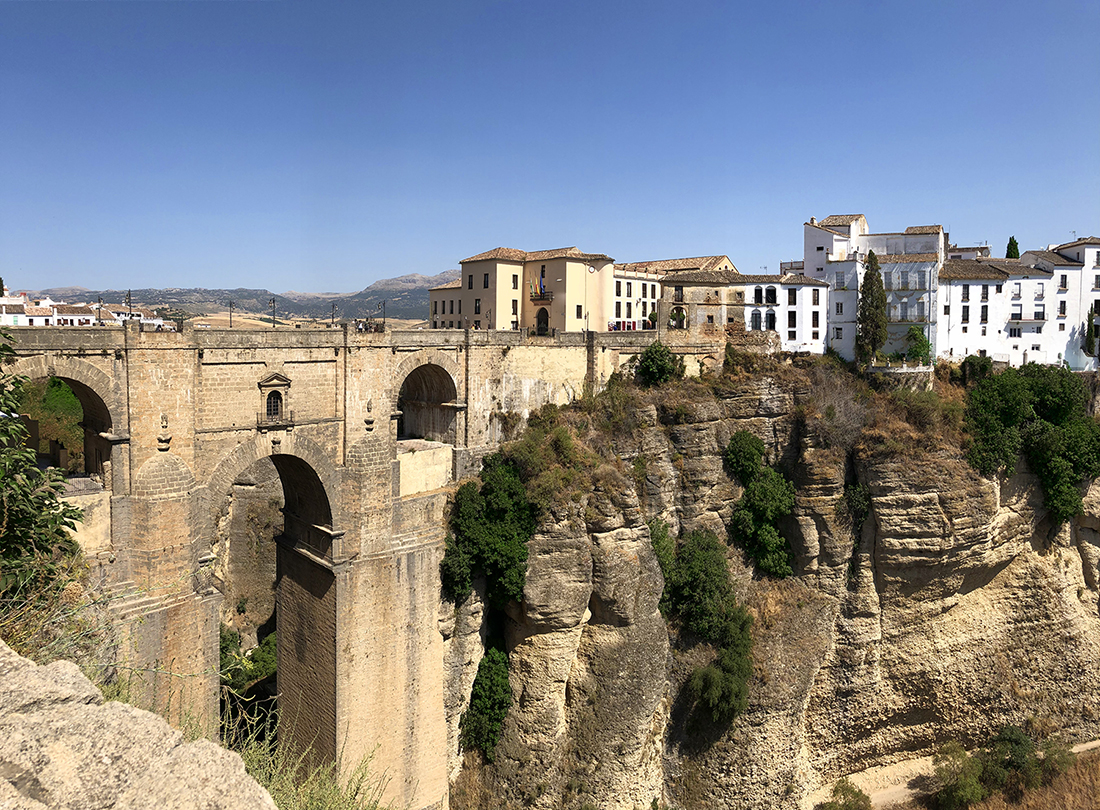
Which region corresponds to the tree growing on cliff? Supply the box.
[0,328,82,596]
[725,431,795,577]
[459,647,511,761]
[636,340,682,387]
[856,250,888,364]
[966,363,1100,522]
[905,325,932,364]
[1006,236,1020,259]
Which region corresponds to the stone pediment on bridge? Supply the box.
[257,372,291,389]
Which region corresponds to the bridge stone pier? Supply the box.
[5,321,715,809]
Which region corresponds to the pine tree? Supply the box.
[0,276,5,296]
[855,250,888,364]
[1006,236,1020,259]
[1086,305,1096,357]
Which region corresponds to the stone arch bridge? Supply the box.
[5,322,716,809]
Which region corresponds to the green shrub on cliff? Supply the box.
[725,431,795,577]
[819,778,872,810]
[658,529,754,725]
[460,647,512,761]
[636,340,682,387]
[966,363,1100,522]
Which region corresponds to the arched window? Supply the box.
[751,311,762,331]
[754,286,763,305]
[266,391,283,421]
[765,311,777,331]
[765,286,777,305]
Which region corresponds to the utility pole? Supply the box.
[228,300,234,328]
[331,303,337,327]
[97,296,102,326]
[270,297,276,328]
[125,289,132,320]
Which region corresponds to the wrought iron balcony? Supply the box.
[529,291,553,302]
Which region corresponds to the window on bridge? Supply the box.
[265,390,283,422]
[397,363,458,444]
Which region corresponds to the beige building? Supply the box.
[429,247,737,335]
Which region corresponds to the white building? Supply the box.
[803,215,946,360]
[735,273,829,353]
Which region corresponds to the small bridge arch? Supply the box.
[392,350,464,445]
[7,354,123,479]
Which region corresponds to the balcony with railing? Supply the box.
[529,290,554,302]
[1008,313,1047,322]
[257,409,295,428]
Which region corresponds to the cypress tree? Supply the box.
[1006,236,1020,259]
[856,250,888,364]
[1086,305,1096,357]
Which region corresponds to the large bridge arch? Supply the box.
[7,354,124,480]
[391,350,464,445]
[203,431,345,764]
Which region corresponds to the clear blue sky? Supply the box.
[2,0,1097,294]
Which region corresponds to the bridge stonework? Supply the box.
[6,322,716,809]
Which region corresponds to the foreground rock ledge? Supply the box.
[0,640,276,810]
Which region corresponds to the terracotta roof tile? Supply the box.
[939,260,1011,281]
[53,305,95,316]
[1025,249,1083,267]
[904,225,943,234]
[430,279,462,291]
[819,214,865,226]
[460,246,614,264]
[617,255,733,275]
[1055,237,1100,250]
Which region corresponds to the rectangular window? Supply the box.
[512,299,518,315]
[1094,275,1099,289]
[707,314,714,324]
[651,284,657,299]
[996,284,1002,293]
[883,271,893,291]
[641,285,647,299]
[1013,282,1022,298]
[449,300,454,314]
[1061,275,1068,290]
[626,282,632,297]
[788,330,796,340]
[468,275,473,290]
[512,274,518,290]
[626,302,632,318]
[816,245,824,251]
[787,289,797,306]
[1060,323,1066,331]
[980,305,988,323]
[916,301,925,320]
[900,301,909,321]
[812,331,819,339]
[1033,344,1042,351]
[615,302,621,318]
[616,280,621,296]
[432,321,437,329]
[1060,301,1067,316]
[433,301,437,315]
[458,300,462,314]
[900,270,909,290]
[1035,306,1045,321]
[483,273,490,289]
[576,305,583,319]
[981,284,989,301]
[962,305,969,323]
[812,311,819,328]
[962,285,970,302]
[474,320,481,329]
[641,302,648,316]
[1009,327,1021,338]
[836,302,844,315]
[474,299,481,314]
[944,305,950,315]
[834,327,843,340]
[917,270,926,289]
[1036,282,1044,299]
[812,289,819,305]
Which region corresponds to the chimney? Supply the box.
[810,216,817,225]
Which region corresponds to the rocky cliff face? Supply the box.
[0,640,275,810]
[446,373,1100,810]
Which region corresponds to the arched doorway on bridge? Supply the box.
[214,450,336,759]
[19,375,113,482]
[396,363,458,444]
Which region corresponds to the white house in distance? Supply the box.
[803,214,946,360]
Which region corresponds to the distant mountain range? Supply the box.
[25,269,462,322]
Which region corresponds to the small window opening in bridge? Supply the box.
[19,375,112,488]
[266,391,283,421]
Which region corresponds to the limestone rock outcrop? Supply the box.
[0,640,275,810]
[447,373,1100,810]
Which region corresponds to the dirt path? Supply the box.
[803,739,1100,809]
